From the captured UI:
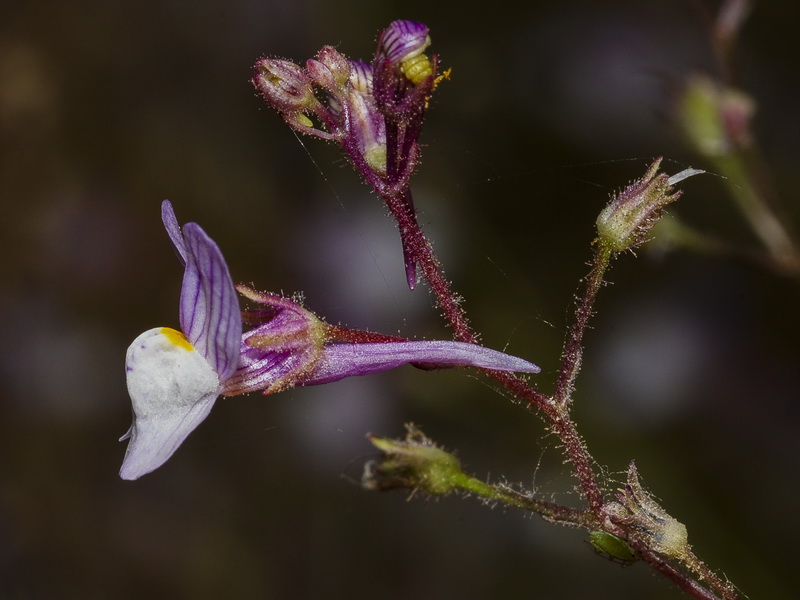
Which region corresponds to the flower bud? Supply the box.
[252,58,318,114]
[676,74,755,157]
[306,46,351,91]
[379,20,433,86]
[363,425,465,495]
[345,60,387,173]
[596,158,703,252]
[377,20,431,66]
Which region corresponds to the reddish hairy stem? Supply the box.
[370,146,736,599]
[380,185,606,513]
[554,244,613,405]
[682,548,743,600]
[632,543,741,600]
[382,188,475,343]
[484,370,605,513]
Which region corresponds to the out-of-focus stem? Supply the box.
[714,152,800,275]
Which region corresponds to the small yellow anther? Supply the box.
[433,67,452,90]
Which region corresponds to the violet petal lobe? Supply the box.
[303,340,540,386]
[178,222,242,381]
[161,200,187,265]
[377,20,430,63]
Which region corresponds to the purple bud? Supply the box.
[377,20,431,64]
[344,62,386,173]
[306,46,351,90]
[252,58,318,113]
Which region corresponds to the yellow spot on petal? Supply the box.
[160,327,194,351]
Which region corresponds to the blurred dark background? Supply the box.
[2,0,798,598]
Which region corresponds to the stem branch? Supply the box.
[554,243,613,405]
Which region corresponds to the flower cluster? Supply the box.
[252,20,440,288]
[252,20,435,190]
[120,201,539,480]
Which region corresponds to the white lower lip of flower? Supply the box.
[120,327,220,480]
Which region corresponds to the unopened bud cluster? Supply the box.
[253,20,438,189]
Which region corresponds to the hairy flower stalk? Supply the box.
[555,160,704,405]
[119,202,539,480]
[364,425,594,527]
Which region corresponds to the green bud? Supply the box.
[363,425,465,495]
[596,158,704,252]
[677,74,755,157]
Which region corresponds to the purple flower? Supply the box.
[120,202,539,480]
[120,201,241,480]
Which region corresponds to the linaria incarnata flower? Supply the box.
[120,202,540,480]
